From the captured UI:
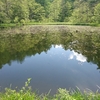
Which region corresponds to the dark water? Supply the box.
[0,29,100,94]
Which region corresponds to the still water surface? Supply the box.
[0,28,100,94]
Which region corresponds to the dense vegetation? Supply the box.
[0,0,100,25]
[0,78,100,100]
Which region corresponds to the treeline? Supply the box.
[0,0,100,24]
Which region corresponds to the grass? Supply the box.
[0,79,100,100]
[0,23,16,28]
[26,22,72,25]
[0,22,100,29]
[24,22,100,27]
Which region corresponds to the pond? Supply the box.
[0,25,100,94]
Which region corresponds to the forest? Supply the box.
[0,0,100,24]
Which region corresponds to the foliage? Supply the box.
[58,1,72,22]
[48,0,62,22]
[0,0,100,24]
[0,78,100,100]
[0,0,45,24]
[70,1,93,24]
[94,3,100,24]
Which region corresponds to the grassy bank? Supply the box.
[0,23,16,28]
[0,22,100,28]
[0,79,100,100]
[26,22,100,26]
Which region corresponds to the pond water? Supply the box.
[0,26,100,94]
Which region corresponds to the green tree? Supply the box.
[94,3,100,24]
[28,0,45,22]
[48,0,62,22]
[0,0,100,24]
[35,0,52,18]
[70,2,92,24]
[0,0,12,23]
[58,1,72,22]
[11,0,29,23]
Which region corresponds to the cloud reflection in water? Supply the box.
[69,50,87,63]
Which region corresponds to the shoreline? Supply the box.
[0,79,100,100]
[0,25,100,34]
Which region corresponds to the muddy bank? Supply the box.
[0,25,100,34]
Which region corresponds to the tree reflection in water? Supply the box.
[0,31,100,69]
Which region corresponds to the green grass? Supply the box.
[0,78,100,100]
[0,23,16,28]
[0,22,100,28]
[26,22,100,26]
[26,22,72,25]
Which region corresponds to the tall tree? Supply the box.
[70,2,92,24]
[28,0,45,22]
[58,0,72,22]
[11,0,29,23]
[0,0,100,24]
[48,0,62,22]
[0,0,12,23]
[94,3,100,24]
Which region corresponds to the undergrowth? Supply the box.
[0,78,100,100]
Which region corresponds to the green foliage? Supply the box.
[11,0,29,23]
[70,2,92,24]
[94,3,100,24]
[0,0,100,24]
[0,78,100,100]
[0,0,12,23]
[0,78,37,100]
[58,1,72,22]
[48,0,62,22]
[54,88,75,100]
[28,0,45,22]
[0,0,45,24]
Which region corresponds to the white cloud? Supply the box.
[69,50,87,62]
[68,54,74,60]
[55,45,62,48]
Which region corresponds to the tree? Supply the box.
[11,0,29,23]
[58,1,72,22]
[48,0,62,22]
[0,0,100,24]
[28,0,45,22]
[94,3,100,24]
[0,0,12,23]
[70,2,92,24]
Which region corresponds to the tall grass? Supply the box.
[0,79,100,100]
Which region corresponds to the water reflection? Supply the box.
[0,32,100,69]
[0,30,100,94]
[68,50,87,63]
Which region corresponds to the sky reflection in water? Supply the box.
[0,32,100,94]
